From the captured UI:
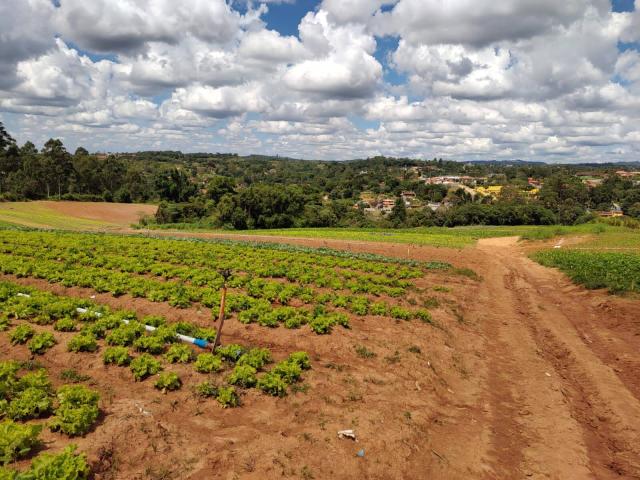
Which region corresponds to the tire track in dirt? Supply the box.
[475,237,640,479]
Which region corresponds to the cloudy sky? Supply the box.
[0,0,639,162]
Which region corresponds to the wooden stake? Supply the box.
[212,269,231,351]
[212,284,226,351]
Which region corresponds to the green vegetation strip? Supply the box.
[532,250,640,293]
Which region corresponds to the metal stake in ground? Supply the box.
[212,269,232,351]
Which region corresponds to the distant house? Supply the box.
[427,202,442,212]
[381,198,396,212]
[597,203,624,217]
[476,185,503,197]
[527,177,543,188]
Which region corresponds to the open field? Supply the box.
[0,226,639,479]
[0,201,157,231]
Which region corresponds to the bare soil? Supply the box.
[44,201,157,226]
[2,233,640,479]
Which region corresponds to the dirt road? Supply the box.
[459,237,640,479]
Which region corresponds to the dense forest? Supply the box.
[1,121,639,229]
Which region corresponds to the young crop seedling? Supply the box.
[164,344,193,364]
[130,354,162,381]
[257,372,288,397]
[102,346,132,366]
[154,372,182,392]
[236,348,272,369]
[216,386,239,408]
[67,334,98,353]
[195,381,218,398]
[9,324,35,345]
[54,317,77,332]
[133,334,166,354]
[0,420,43,464]
[194,353,223,373]
[22,444,90,480]
[28,332,56,355]
[5,387,53,421]
[272,361,302,384]
[227,365,258,388]
[50,385,100,437]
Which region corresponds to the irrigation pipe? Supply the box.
[12,294,209,349]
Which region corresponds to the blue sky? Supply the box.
[0,0,638,162]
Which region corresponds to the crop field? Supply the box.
[145,223,622,248]
[0,227,475,478]
[532,249,640,293]
[0,201,156,231]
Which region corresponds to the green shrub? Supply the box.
[130,354,162,381]
[390,306,412,320]
[53,318,76,332]
[6,387,53,420]
[9,325,35,345]
[257,372,288,397]
[0,420,42,464]
[102,347,131,366]
[164,344,193,364]
[194,353,222,373]
[227,365,257,388]
[272,361,302,384]
[154,372,181,392]
[215,344,246,362]
[28,332,56,355]
[133,335,165,354]
[67,334,98,353]
[195,381,217,398]
[105,322,144,346]
[49,385,100,437]
[287,352,311,370]
[236,348,271,370]
[216,386,239,408]
[26,444,90,480]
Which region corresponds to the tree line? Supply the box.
[1,121,639,228]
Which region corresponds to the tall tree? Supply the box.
[42,138,73,199]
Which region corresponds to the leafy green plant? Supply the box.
[25,444,90,480]
[105,322,144,346]
[154,372,181,392]
[164,344,193,364]
[28,332,56,355]
[102,346,132,366]
[195,381,217,398]
[215,344,246,362]
[53,318,76,332]
[272,361,302,383]
[415,309,433,323]
[49,385,100,437]
[369,302,388,316]
[9,324,35,345]
[0,314,10,332]
[5,387,53,420]
[0,420,42,464]
[389,306,412,320]
[257,372,288,397]
[287,352,311,370]
[193,327,217,342]
[236,348,271,369]
[129,354,162,381]
[16,370,51,393]
[216,386,239,408]
[227,365,257,388]
[67,334,98,353]
[133,334,165,354]
[194,353,222,373]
